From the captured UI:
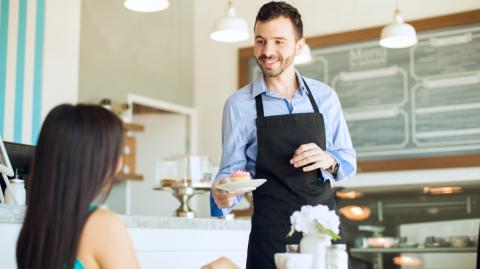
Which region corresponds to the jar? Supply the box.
[300,233,331,269]
[5,178,26,205]
[326,244,348,269]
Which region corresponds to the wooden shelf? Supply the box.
[123,122,145,132]
[115,173,144,181]
[132,103,177,114]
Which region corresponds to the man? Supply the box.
[211,2,356,268]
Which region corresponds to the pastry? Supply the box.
[230,170,251,182]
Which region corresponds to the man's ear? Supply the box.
[295,38,306,56]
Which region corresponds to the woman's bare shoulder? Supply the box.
[87,208,123,228]
[81,208,126,250]
[80,208,139,269]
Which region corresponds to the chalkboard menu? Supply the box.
[239,10,480,170]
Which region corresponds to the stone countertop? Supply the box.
[0,204,251,231]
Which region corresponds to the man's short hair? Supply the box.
[255,1,303,39]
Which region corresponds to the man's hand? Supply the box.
[212,179,240,209]
[290,143,336,172]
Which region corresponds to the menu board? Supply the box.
[247,25,480,161]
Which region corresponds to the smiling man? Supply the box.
[210,2,357,268]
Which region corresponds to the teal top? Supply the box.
[73,260,85,269]
[72,205,98,269]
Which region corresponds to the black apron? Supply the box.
[246,78,341,269]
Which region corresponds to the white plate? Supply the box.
[215,179,267,193]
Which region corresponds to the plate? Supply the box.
[215,179,267,193]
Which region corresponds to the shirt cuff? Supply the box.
[320,169,334,182]
[215,173,230,181]
[324,150,355,182]
[209,191,243,217]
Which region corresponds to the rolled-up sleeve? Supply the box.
[210,100,248,216]
[210,193,243,217]
[321,92,357,182]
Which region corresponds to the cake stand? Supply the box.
[153,180,212,218]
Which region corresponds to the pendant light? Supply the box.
[294,43,312,65]
[124,0,170,12]
[379,0,417,49]
[210,0,249,43]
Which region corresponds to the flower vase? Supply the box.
[300,233,331,269]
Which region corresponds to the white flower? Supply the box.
[288,204,341,239]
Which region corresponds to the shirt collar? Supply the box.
[252,69,308,97]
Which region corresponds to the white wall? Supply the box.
[129,113,188,217]
[78,0,194,107]
[126,112,213,218]
[193,0,480,180]
[42,0,79,119]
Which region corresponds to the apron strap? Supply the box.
[254,77,319,118]
[255,94,264,118]
[302,77,320,113]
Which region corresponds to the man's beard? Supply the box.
[256,54,294,77]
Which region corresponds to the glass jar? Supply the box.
[326,244,348,269]
[5,178,26,205]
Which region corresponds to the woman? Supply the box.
[16,104,140,269]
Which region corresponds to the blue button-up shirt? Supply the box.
[211,71,357,216]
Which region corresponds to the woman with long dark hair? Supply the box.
[16,104,140,269]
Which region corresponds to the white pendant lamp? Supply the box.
[294,43,312,65]
[380,1,417,49]
[124,0,170,12]
[211,0,249,43]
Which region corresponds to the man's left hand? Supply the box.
[290,143,336,172]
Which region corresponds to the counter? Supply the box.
[0,204,250,230]
[0,204,251,269]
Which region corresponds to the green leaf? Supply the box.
[315,222,341,241]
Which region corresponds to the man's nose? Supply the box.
[262,42,275,57]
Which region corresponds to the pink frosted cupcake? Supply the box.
[230,170,251,182]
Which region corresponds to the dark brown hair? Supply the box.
[16,104,124,269]
[255,1,303,39]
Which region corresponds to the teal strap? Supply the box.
[64,260,84,269]
[88,204,97,213]
[73,259,85,269]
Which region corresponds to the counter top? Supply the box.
[0,204,250,231]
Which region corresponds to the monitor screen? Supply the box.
[4,142,34,178]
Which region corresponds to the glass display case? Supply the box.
[153,155,213,218]
[335,183,480,269]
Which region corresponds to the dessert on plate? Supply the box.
[229,170,252,182]
[215,171,265,193]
